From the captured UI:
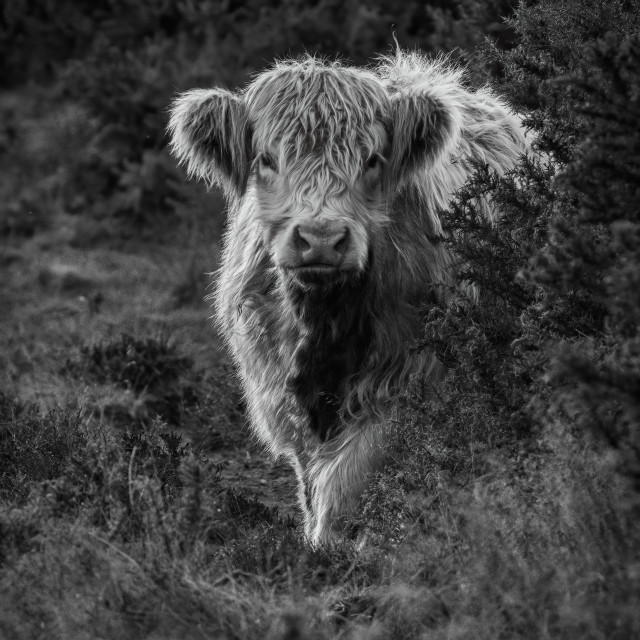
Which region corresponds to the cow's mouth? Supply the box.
[286,264,356,286]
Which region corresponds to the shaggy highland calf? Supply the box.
[169,52,527,544]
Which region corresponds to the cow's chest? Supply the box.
[283,284,372,441]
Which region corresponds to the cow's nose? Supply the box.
[293,225,350,266]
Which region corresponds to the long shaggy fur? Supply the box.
[168,51,527,544]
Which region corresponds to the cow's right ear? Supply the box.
[168,88,252,196]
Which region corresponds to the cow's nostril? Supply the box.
[294,226,311,251]
[333,229,349,256]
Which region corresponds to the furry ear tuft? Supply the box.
[168,88,251,196]
[387,90,459,183]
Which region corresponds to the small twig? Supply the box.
[339,547,362,585]
[128,445,138,511]
[212,569,259,587]
[87,531,143,571]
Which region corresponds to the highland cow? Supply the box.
[168,51,527,544]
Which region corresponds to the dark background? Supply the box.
[0,0,516,242]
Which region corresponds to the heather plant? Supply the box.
[65,333,199,426]
[70,333,193,394]
[0,393,384,637]
[0,394,85,502]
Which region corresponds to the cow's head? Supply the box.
[169,57,459,289]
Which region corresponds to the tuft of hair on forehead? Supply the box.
[244,57,390,180]
[375,49,466,93]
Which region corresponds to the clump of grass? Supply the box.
[340,382,640,640]
[0,392,85,502]
[180,361,246,452]
[70,333,193,394]
[0,503,42,566]
[0,392,387,638]
[121,427,190,494]
[2,385,637,639]
[224,487,281,528]
[64,333,199,426]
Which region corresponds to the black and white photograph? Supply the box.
[1,1,638,637]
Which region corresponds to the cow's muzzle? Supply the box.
[284,222,355,285]
[293,223,349,267]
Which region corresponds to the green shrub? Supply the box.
[409,0,640,490]
[529,31,640,483]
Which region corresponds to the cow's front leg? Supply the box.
[283,452,315,536]
[304,422,388,545]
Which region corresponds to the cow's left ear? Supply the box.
[168,88,252,197]
[387,90,460,183]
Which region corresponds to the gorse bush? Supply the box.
[515,1,640,484]
[531,31,640,484]
[410,0,640,484]
[354,1,640,634]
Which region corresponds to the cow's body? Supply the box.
[169,52,527,544]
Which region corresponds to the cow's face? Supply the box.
[245,64,393,289]
[250,145,385,286]
[249,137,389,288]
[169,59,456,289]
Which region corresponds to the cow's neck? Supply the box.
[283,279,371,441]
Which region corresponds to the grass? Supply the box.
[1,348,638,638]
[1,83,638,640]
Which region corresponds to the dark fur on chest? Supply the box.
[284,279,372,441]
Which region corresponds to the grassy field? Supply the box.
[2,28,639,639]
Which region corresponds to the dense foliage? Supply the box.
[428,0,640,481]
[358,0,640,634]
[358,0,640,514]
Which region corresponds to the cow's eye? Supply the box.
[259,153,277,172]
[364,154,381,172]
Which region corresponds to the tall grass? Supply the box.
[1,358,638,639]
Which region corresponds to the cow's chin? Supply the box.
[284,265,360,289]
